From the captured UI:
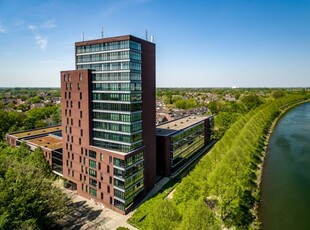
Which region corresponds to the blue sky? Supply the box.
[0,0,309,87]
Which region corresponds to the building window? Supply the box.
[68,169,70,176]
[80,111,83,118]
[82,183,84,191]
[68,74,71,81]
[72,153,74,160]
[109,176,112,184]
[98,162,101,170]
[78,83,80,90]
[65,109,67,116]
[100,173,103,180]
[70,101,73,108]
[89,178,97,187]
[71,118,73,126]
[101,192,103,200]
[108,186,110,193]
[89,150,96,159]
[79,73,83,81]
[100,153,103,161]
[99,182,101,189]
[89,159,96,169]
[65,92,67,99]
[64,74,66,81]
[89,169,97,178]
[79,120,81,127]
[81,147,83,154]
[78,101,81,109]
[89,187,97,197]
[110,197,112,204]
[79,156,82,163]
[107,165,110,173]
[69,110,71,116]
[70,144,72,151]
[80,92,82,100]
[71,136,73,143]
[69,92,71,99]
[109,156,112,164]
[72,170,74,177]
[80,129,83,137]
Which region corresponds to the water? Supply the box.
[259,102,310,230]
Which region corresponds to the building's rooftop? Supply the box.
[27,135,62,150]
[156,116,209,136]
[11,126,62,139]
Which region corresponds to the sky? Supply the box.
[0,0,310,88]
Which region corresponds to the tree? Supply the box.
[180,199,221,230]
[0,145,69,229]
[272,90,286,98]
[144,200,181,230]
[240,94,263,111]
[51,108,61,125]
[162,95,172,105]
[7,102,15,109]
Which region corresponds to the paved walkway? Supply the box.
[59,177,170,230]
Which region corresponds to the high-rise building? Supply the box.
[60,35,156,213]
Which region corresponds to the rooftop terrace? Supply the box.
[27,135,62,150]
[12,126,62,139]
[156,116,208,136]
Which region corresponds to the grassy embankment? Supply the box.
[128,93,310,230]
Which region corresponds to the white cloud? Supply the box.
[28,24,48,49]
[35,35,48,49]
[0,21,7,34]
[28,25,38,31]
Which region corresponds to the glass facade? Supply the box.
[76,39,143,153]
[76,38,145,212]
[170,122,205,174]
[113,152,144,210]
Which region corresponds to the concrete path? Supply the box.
[60,177,170,230]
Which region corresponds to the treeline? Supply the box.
[0,142,69,229]
[0,106,61,138]
[129,92,309,229]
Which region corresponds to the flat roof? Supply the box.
[27,135,62,150]
[156,116,208,136]
[12,126,62,139]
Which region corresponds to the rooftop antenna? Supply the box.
[82,32,84,41]
[101,27,104,38]
[151,34,154,43]
[145,30,148,41]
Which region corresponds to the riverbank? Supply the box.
[254,99,310,227]
[128,94,310,229]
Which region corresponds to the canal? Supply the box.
[260,102,310,229]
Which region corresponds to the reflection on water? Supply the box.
[259,102,310,230]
